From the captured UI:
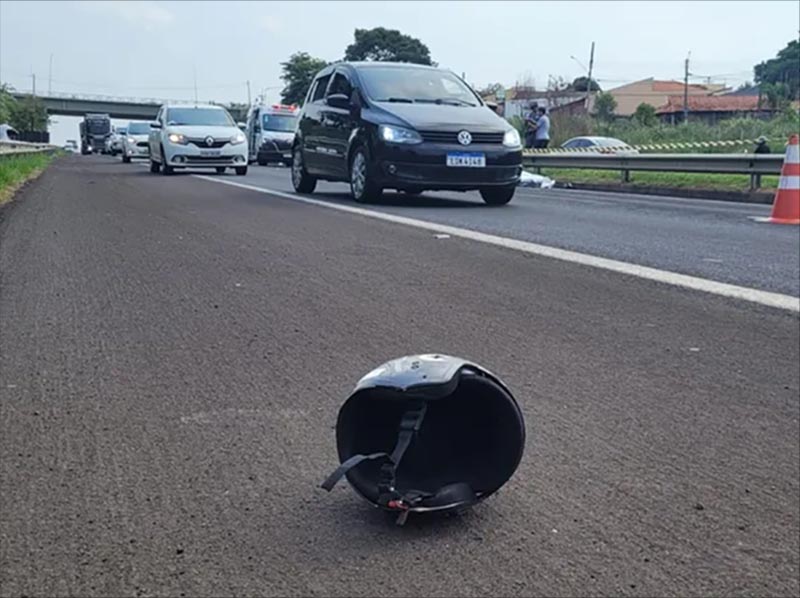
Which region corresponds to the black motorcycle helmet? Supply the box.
[321,354,526,523]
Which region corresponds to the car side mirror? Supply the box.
[237,122,247,131]
[485,101,499,114]
[326,93,351,110]
[150,121,162,129]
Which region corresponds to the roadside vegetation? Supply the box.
[512,111,799,152]
[534,168,779,192]
[0,152,55,205]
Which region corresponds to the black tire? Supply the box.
[149,158,160,173]
[282,159,292,167]
[480,185,515,206]
[160,146,173,175]
[257,156,268,166]
[235,166,247,176]
[215,167,226,174]
[349,146,382,203]
[122,154,131,163]
[291,145,317,193]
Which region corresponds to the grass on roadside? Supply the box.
[0,152,55,205]
[535,168,780,192]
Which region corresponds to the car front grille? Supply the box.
[420,131,505,145]
[136,142,148,148]
[188,138,229,149]
[184,156,236,164]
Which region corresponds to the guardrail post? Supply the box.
[621,169,630,183]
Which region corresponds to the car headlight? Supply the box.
[127,137,136,144]
[168,133,188,145]
[503,128,521,148]
[379,124,422,145]
[229,132,246,145]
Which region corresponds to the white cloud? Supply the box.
[77,1,174,30]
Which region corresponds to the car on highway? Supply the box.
[560,136,639,155]
[106,127,127,155]
[62,139,79,153]
[245,103,298,166]
[291,62,523,204]
[121,122,151,163]
[148,104,248,175]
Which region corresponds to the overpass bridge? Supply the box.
[10,91,248,122]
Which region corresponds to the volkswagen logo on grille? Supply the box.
[204,136,215,147]
[457,131,472,146]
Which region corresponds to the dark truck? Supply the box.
[79,113,112,154]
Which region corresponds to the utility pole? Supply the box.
[683,51,690,124]
[31,73,36,96]
[193,65,198,104]
[587,41,595,91]
[48,53,53,95]
[246,80,251,105]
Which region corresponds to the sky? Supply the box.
[1,0,798,143]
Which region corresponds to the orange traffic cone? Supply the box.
[768,134,800,225]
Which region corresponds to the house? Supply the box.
[656,95,776,124]
[590,78,729,117]
[482,86,588,120]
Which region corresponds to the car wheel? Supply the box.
[160,146,173,175]
[235,166,247,176]
[282,159,292,167]
[350,146,381,204]
[149,158,160,173]
[291,146,317,193]
[257,157,268,166]
[479,185,516,206]
[215,167,226,174]
[122,154,131,163]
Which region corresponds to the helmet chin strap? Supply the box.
[321,402,429,524]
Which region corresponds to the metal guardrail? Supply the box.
[522,153,785,189]
[0,140,57,158]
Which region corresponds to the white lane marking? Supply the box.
[192,175,800,313]
[434,234,451,239]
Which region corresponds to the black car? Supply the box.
[291,62,523,205]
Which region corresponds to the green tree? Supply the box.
[10,95,48,131]
[344,27,433,65]
[754,40,799,99]
[632,102,658,126]
[593,91,617,121]
[280,52,329,105]
[571,76,601,92]
[760,82,791,111]
[0,84,17,124]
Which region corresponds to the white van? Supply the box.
[245,103,299,166]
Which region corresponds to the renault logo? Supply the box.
[205,136,214,147]
[457,131,472,145]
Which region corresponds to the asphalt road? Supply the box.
[241,164,800,297]
[1,156,798,597]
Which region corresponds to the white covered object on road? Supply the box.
[519,170,555,189]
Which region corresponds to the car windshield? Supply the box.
[127,123,151,135]
[166,107,234,126]
[87,120,110,134]
[262,113,297,132]
[359,67,479,106]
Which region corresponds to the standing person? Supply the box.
[753,136,771,188]
[533,107,550,149]
[524,102,539,149]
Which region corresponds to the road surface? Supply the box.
[1,156,798,597]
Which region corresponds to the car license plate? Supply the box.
[200,150,221,157]
[446,152,485,167]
